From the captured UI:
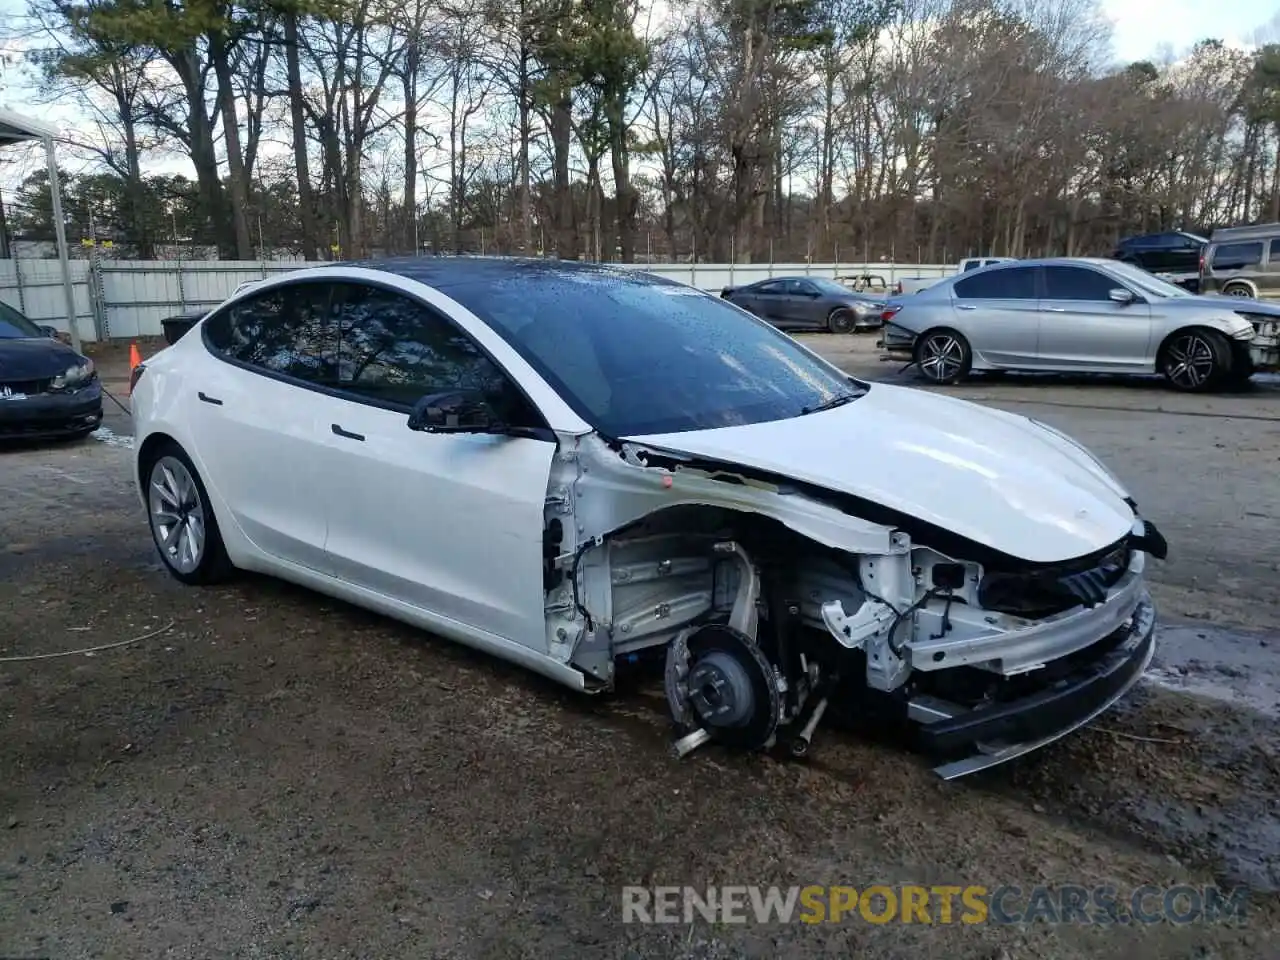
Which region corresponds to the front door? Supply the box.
[1037,264,1154,370]
[783,279,824,328]
[192,281,337,573]
[314,281,556,652]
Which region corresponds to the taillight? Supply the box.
[881,305,902,324]
[128,363,146,395]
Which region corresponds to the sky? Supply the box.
[0,0,1276,191]
[1102,0,1277,62]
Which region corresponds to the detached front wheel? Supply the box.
[1160,329,1230,393]
[914,329,972,385]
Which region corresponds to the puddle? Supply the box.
[1145,621,1280,719]
[90,426,135,449]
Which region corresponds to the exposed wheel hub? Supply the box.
[688,651,755,728]
[665,623,780,751]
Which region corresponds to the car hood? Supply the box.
[0,338,84,380]
[1193,293,1280,315]
[622,384,1135,564]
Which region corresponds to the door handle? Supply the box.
[331,423,365,442]
[956,304,977,310]
[198,391,223,405]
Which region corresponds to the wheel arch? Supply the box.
[1220,278,1258,297]
[911,325,973,381]
[136,430,181,498]
[1154,323,1231,367]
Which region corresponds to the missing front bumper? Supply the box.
[910,591,1156,779]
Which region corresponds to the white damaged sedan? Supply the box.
[130,258,1168,778]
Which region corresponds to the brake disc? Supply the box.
[664,623,780,751]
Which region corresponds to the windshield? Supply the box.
[1105,261,1193,299]
[437,268,866,436]
[808,278,855,296]
[0,301,42,339]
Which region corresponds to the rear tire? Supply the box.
[143,442,234,585]
[914,329,973,384]
[1223,283,1254,298]
[827,308,855,334]
[1159,329,1231,393]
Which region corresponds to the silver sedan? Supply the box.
[880,258,1267,392]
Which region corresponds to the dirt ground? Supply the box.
[2,334,1278,958]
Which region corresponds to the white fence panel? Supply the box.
[0,258,95,343]
[99,260,308,339]
[0,257,959,342]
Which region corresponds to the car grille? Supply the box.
[0,377,51,396]
[978,542,1131,618]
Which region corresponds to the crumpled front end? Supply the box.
[557,417,1166,780]
[815,517,1166,777]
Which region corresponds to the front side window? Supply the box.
[430,268,862,436]
[328,283,532,421]
[203,282,337,383]
[954,266,1037,300]
[1042,266,1119,301]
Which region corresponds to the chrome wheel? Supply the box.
[1163,333,1217,390]
[149,455,206,575]
[918,333,967,382]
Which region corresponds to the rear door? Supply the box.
[749,280,791,325]
[192,281,337,572]
[1036,264,1153,370]
[950,265,1041,365]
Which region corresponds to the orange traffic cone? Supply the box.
[128,342,142,394]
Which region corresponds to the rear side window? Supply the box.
[954,266,1037,299]
[203,282,337,383]
[1211,242,1264,269]
[756,281,785,294]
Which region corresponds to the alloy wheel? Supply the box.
[1164,333,1217,390]
[919,333,966,382]
[149,455,206,574]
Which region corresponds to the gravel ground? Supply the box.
[1,334,1278,958]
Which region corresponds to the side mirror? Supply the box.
[407,390,501,434]
[1109,288,1136,304]
[38,324,58,338]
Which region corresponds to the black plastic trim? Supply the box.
[916,614,1154,753]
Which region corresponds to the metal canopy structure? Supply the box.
[0,106,80,353]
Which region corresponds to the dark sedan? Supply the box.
[0,302,102,441]
[720,276,885,333]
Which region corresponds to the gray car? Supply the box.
[879,257,1270,392]
[720,276,884,333]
